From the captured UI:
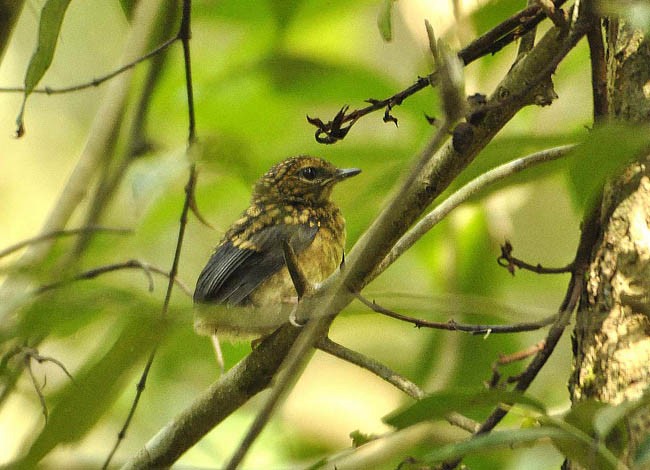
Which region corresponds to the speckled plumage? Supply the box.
[194,156,360,336]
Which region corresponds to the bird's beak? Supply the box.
[335,167,361,180]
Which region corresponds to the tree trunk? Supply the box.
[568,19,650,467]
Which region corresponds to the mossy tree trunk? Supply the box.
[568,19,650,467]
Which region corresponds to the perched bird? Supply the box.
[194,156,360,337]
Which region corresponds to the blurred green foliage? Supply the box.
[0,0,629,468]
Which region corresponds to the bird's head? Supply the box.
[253,156,361,205]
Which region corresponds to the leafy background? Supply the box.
[0,0,594,468]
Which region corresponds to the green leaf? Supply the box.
[546,401,625,469]
[377,0,395,42]
[18,314,165,467]
[419,426,568,464]
[383,388,546,429]
[119,0,138,20]
[16,0,72,134]
[566,123,650,211]
[14,284,163,339]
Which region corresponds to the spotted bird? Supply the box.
[194,156,360,336]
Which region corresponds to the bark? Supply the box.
[568,19,650,467]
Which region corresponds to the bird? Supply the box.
[194,155,361,337]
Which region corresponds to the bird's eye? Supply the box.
[299,167,317,181]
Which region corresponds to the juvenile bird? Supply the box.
[194,156,360,337]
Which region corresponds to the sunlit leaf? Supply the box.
[383,388,546,429]
[548,400,624,469]
[16,0,72,133]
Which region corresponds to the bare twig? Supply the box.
[497,240,574,276]
[586,10,608,121]
[517,0,538,58]
[224,45,470,470]
[355,293,557,335]
[318,332,480,434]
[22,347,74,381]
[0,227,131,260]
[441,193,604,470]
[487,340,546,388]
[539,0,568,28]
[307,1,568,143]
[317,336,424,399]
[373,145,575,281]
[21,346,75,424]
[0,38,178,95]
[25,355,48,423]
[102,2,196,467]
[34,259,191,297]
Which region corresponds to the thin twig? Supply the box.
[355,293,557,335]
[0,37,178,95]
[372,145,575,281]
[586,10,608,121]
[25,354,48,423]
[21,346,75,424]
[22,347,74,381]
[307,1,568,143]
[0,227,131,260]
[487,340,546,388]
[497,240,574,276]
[317,337,479,433]
[440,193,604,470]
[317,337,424,399]
[517,0,538,58]
[102,2,196,467]
[33,259,192,297]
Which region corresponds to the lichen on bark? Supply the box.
[568,18,650,467]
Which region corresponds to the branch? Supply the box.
[33,259,192,297]
[122,17,588,468]
[317,336,424,399]
[355,293,557,334]
[0,226,131,260]
[497,240,574,275]
[440,190,604,470]
[0,37,178,95]
[307,1,568,143]
[372,145,575,280]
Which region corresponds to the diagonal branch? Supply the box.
[122,16,588,468]
[372,144,575,280]
[317,336,424,399]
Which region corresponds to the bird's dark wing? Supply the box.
[194,223,318,306]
